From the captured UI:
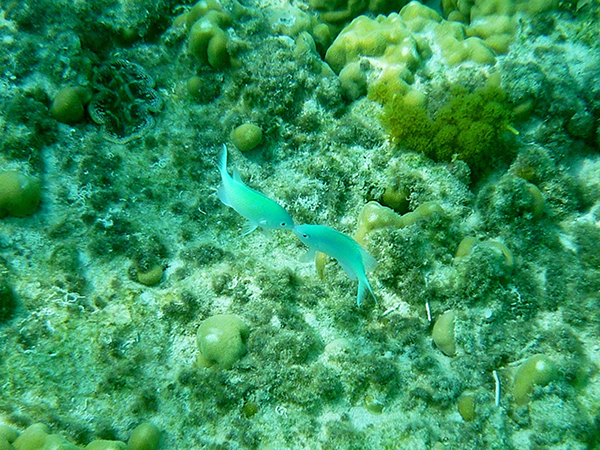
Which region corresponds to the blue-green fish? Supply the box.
[218,144,294,236]
[293,224,377,306]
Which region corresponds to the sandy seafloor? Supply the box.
[1,0,600,449]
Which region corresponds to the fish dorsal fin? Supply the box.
[300,248,316,263]
[232,167,243,183]
[217,185,232,207]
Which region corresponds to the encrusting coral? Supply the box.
[88,59,162,144]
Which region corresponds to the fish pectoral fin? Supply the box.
[241,221,258,236]
[300,248,316,263]
[260,228,273,239]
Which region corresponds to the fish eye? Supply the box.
[281,222,286,227]
[302,234,308,238]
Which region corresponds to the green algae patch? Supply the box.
[381,81,514,180]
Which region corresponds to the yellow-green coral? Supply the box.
[267,4,334,55]
[128,423,160,450]
[325,10,423,102]
[50,86,92,124]
[443,0,567,53]
[8,422,161,450]
[454,236,514,273]
[457,392,477,421]
[310,0,411,23]
[354,200,444,244]
[230,123,263,152]
[324,1,497,101]
[432,310,456,356]
[196,314,250,369]
[174,0,232,68]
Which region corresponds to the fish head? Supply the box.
[293,224,318,247]
[265,210,295,231]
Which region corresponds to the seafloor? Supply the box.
[1,0,600,449]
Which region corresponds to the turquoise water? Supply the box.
[1,1,600,449]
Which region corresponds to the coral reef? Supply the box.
[0,0,599,448]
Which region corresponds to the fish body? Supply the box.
[293,224,377,306]
[218,145,294,235]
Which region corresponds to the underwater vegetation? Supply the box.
[381,81,514,181]
[1,0,600,449]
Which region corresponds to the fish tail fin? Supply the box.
[219,144,229,180]
[357,277,377,307]
[217,144,233,206]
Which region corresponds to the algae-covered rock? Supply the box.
[0,275,18,323]
[197,314,250,369]
[128,423,160,450]
[432,310,456,356]
[512,354,558,405]
[230,123,263,152]
[0,171,41,218]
